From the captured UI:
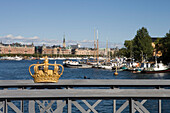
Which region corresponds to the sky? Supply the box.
[0,0,170,48]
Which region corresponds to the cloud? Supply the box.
[0,34,123,48]
[0,34,40,40]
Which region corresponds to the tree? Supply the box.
[132,27,153,61]
[124,40,133,58]
[118,48,128,57]
[158,30,170,64]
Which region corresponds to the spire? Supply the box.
[31,42,34,47]
[63,33,66,48]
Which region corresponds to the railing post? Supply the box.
[67,86,72,113]
[21,87,24,113]
[67,98,72,113]
[4,99,8,113]
[129,98,134,113]
[157,86,162,113]
[112,86,118,113]
[159,99,161,113]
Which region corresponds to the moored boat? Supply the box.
[141,62,170,73]
[63,60,82,68]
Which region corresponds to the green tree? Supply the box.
[158,31,170,64]
[124,40,133,58]
[118,48,127,57]
[132,27,153,61]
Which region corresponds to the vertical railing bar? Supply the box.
[112,86,119,113]
[21,87,24,113]
[129,98,134,113]
[113,100,116,113]
[4,88,8,113]
[67,86,72,113]
[67,98,71,113]
[5,99,7,113]
[2,100,5,113]
[157,86,162,113]
[159,99,161,113]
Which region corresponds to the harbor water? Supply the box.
[0,60,170,113]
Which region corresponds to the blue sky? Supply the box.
[0,0,170,48]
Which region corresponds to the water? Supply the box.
[0,60,170,113]
[0,60,170,80]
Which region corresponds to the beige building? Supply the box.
[42,45,71,55]
[0,42,35,54]
[151,38,162,57]
[74,48,116,56]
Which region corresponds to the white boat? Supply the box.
[101,65,113,70]
[0,56,22,60]
[55,57,66,60]
[14,56,23,61]
[63,60,82,68]
[78,64,92,68]
[141,61,169,73]
[101,62,114,70]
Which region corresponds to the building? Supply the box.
[41,44,71,55]
[151,37,163,57]
[70,44,80,49]
[0,42,35,54]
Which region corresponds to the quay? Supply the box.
[0,79,170,113]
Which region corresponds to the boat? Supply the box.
[101,62,114,70]
[141,62,170,73]
[0,56,23,61]
[63,60,82,68]
[55,57,66,60]
[14,56,23,61]
[92,63,102,69]
[78,64,92,68]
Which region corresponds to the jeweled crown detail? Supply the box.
[29,56,64,83]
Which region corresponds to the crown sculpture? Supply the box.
[29,56,64,83]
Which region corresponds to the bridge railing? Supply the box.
[0,79,170,113]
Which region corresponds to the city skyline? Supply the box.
[0,0,170,48]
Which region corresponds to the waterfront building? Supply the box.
[70,44,80,49]
[75,48,95,55]
[0,42,35,54]
[0,42,117,56]
[74,47,117,56]
[151,37,163,57]
[41,44,71,55]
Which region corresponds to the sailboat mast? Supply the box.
[94,29,96,59]
[106,39,108,61]
[97,30,99,63]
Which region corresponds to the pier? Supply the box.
[0,79,170,113]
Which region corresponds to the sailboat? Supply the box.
[92,30,102,69]
[101,40,114,70]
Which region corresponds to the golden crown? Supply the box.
[29,56,64,83]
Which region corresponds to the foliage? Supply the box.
[157,31,170,64]
[124,40,133,57]
[117,48,128,57]
[132,27,153,61]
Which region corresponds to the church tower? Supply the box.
[63,34,66,48]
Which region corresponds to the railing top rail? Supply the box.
[0,89,170,99]
[1,79,170,88]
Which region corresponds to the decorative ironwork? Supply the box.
[0,79,170,113]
